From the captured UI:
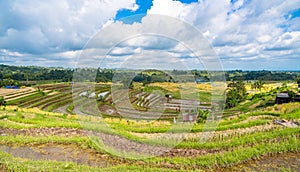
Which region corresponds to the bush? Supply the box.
[197,110,209,123]
[0,96,6,106]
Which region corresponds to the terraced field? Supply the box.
[0,103,299,171]
[0,82,299,171]
[5,83,95,115]
[0,87,36,101]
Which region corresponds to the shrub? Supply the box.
[197,110,209,123]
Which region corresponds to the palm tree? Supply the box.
[252,80,264,91]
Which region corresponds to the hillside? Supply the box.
[0,101,299,171]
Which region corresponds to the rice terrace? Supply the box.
[0,65,299,171]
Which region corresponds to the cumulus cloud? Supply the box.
[75,12,221,71]
[147,0,300,70]
[1,0,300,70]
[0,0,136,66]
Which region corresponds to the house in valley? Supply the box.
[275,93,290,104]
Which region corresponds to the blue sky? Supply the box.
[0,0,300,70]
[115,0,153,24]
[115,0,198,23]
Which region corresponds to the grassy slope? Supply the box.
[0,103,299,171]
[0,82,299,171]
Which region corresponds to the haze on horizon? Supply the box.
[0,0,299,70]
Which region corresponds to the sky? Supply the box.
[0,0,300,70]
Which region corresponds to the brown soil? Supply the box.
[53,104,70,114]
[219,152,300,172]
[0,127,219,158]
[0,143,118,168]
[1,127,298,171]
[0,87,35,97]
[0,127,85,137]
[98,105,119,116]
[131,124,282,141]
[161,148,219,158]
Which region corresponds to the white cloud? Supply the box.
[146,0,300,69]
[130,4,139,11]
[77,13,219,70]
[148,0,200,24]
[0,0,137,65]
[1,0,300,70]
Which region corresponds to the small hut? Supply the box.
[88,92,96,99]
[79,91,88,97]
[275,93,290,104]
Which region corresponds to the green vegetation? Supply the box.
[150,137,299,169]
[251,80,265,90]
[1,64,300,85]
[0,98,299,171]
[0,66,300,171]
[0,96,5,106]
[226,80,247,108]
[196,109,209,123]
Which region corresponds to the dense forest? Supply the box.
[0,64,300,86]
[226,70,299,81]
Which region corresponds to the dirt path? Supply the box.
[0,127,85,137]
[73,103,88,116]
[131,124,282,141]
[220,152,300,171]
[53,104,70,114]
[234,115,275,125]
[0,143,117,168]
[1,126,298,171]
[0,127,220,158]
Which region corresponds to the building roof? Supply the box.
[276,93,289,98]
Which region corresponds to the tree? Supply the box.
[296,78,300,88]
[0,79,20,87]
[251,80,265,91]
[0,96,6,106]
[226,80,247,108]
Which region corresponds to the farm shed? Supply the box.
[98,91,109,100]
[275,93,290,104]
[88,92,96,98]
[79,91,88,97]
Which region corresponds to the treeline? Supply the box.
[0,65,299,84]
[226,70,299,81]
[0,65,73,82]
